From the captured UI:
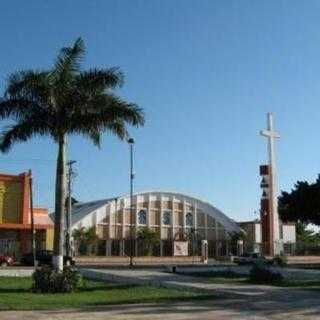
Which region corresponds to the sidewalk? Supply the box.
[79,266,320,292]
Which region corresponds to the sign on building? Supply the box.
[173,241,188,256]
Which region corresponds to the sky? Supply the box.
[0,1,320,222]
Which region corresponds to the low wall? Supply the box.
[287,256,320,264]
[0,268,33,277]
[176,265,320,280]
[75,256,203,266]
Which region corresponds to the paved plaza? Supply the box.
[79,266,320,290]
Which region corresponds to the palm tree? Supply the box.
[137,227,160,256]
[0,38,145,270]
[72,226,98,255]
[72,227,87,255]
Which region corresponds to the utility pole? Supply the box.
[29,173,37,268]
[66,160,77,261]
[128,138,135,267]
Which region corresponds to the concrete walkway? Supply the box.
[79,268,276,295]
[75,267,320,319]
[78,267,320,295]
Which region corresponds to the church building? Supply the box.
[70,191,241,257]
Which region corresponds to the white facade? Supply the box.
[255,222,262,244]
[71,191,241,257]
[239,220,296,255]
[282,224,296,243]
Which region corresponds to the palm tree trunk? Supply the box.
[53,134,66,271]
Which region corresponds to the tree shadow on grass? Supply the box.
[33,294,219,315]
[90,293,219,307]
[0,284,141,294]
[78,283,140,292]
[0,288,30,293]
[39,288,320,319]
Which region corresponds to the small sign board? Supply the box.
[201,239,208,264]
[173,241,188,256]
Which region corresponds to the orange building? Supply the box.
[0,171,53,257]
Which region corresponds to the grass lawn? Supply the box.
[206,277,248,285]
[270,279,320,288]
[0,277,214,310]
[207,276,320,287]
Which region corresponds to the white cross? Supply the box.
[260,112,281,252]
[260,113,280,168]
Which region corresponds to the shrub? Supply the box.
[32,266,83,293]
[273,254,287,267]
[137,227,160,256]
[249,264,284,284]
[199,270,244,278]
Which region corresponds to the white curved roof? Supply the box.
[114,190,241,234]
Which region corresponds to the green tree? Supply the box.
[137,227,160,256]
[72,226,98,255]
[278,175,320,225]
[84,226,99,255]
[228,230,247,255]
[295,222,320,255]
[0,38,144,270]
[72,227,86,242]
[296,222,320,244]
[72,227,86,255]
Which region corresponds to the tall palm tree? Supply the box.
[0,38,144,270]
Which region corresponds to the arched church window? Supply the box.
[162,211,171,225]
[186,212,193,226]
[138,210,147,225]
[208,215,216,227]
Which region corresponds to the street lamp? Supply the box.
[66,160,77,262]
[128,138,135,267]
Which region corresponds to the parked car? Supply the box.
[233,253,270,265]
[21,250,75,266]
[0,255,15,267]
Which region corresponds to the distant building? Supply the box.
[238,219,296,255]
[69,191,241,257]
[0,171,53,257]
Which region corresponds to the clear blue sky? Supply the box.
[0,1,320,222]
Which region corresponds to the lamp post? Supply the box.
[29,174,37,268]
[66,160,77,261]
[128,138,135,267]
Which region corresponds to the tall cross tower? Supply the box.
[259,113,282,256]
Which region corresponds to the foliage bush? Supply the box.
[72,226,98,255]
[32,266,84,293]
[186,270,245,278]
[137,227,160,256]
[273,254,288,267]
[249,264,284,284]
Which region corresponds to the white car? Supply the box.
[234,253,269,265]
